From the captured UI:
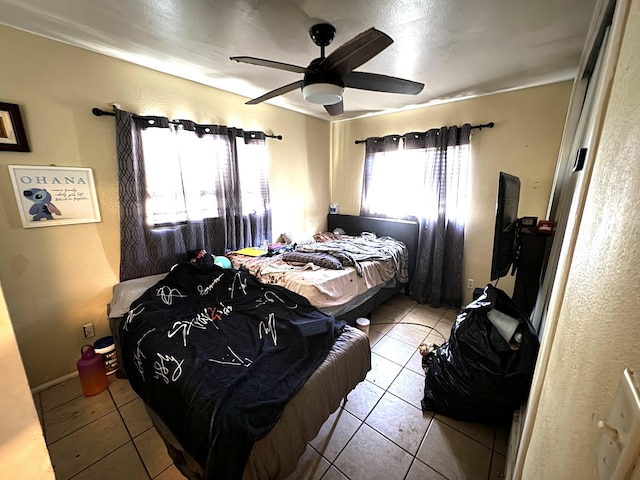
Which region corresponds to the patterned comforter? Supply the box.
[119,262,344,480]
[295,233,409,282]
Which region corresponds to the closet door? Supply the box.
[508,0,631,477]
[530,0,616,337]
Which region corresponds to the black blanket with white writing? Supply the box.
[119,262,344,480]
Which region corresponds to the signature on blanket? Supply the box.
[167,308,220,347]
[259,313,278,346]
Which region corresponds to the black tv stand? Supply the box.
[512,232,551,316]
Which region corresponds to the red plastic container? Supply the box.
[77,345,108,396]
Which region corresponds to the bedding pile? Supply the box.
[227,233,409,309]
[295,232,409,282]
[119,262,345,480]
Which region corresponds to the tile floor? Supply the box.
[35,294,510,480]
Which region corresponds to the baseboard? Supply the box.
[30,371,79,394]
[504,401,527,480]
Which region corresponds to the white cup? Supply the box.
[356,318,370,336]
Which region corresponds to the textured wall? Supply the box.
[523,0,640,477]
[0,25,330,386]
[0,282,54,478]
[330,83,572,305]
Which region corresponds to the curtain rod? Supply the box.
[91,107,283,140]
[353,122,494,145]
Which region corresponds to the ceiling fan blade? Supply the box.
[320,28,393,76]
[230,56,311,74]
[324,100,344,116]
[344,71,424,95]
[246,80,304,105]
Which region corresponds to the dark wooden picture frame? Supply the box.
[0,102,30,152]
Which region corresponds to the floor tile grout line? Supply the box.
[343,382,385,424]
[410,456,452,480]
[340,353,435,478]
[42,377,141,418]
[48,387,148,480]
[371,318,451,346]
[327,459,352,480]
[154,464,175,479]
[37,392,49,443]
[367,317,504,477]
[383,387,426,412]
[41,393,85,416]
[422,415,497,452]
[360,404,434,460]
[325,417,365,480]
[414,420,455,480]
[369,350,413,371]
[487,449,496,480]
[309,409,364,476]
[402,457,420,480]
[306,443,338,479]
[45,406,119,447]
[63,439,132,480]
[109,387,155,479]
[332,301,484,479]
[45,409,116,449]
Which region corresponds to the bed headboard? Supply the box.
[327,214,420,281]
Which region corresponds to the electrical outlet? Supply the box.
[82,323,95,338]
[467,278,475,289]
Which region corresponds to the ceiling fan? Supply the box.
[230,23,424,116]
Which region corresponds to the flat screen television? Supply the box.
[490,172,521,281]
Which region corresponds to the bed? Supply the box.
[325,214,419,320]
[227,214,419,323]
[108,214,419,480]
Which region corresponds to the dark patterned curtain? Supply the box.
[115,109,271,281]
[360,124,471,307]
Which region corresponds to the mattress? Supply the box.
[107,263,398,323]
[148,325,370,480]
[227,232,409,310]
[227,254,396,308]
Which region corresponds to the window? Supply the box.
[361,131,470,225]
[139,125,270,227]
[361,147,429,219]
[115,109,273,281]
[236,138,270,216]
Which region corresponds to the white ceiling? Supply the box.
[0,0,597,121]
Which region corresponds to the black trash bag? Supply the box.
[421,284,539,423]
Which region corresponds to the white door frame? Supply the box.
[508,0,632,477]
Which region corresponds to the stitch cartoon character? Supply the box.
[23,188,62,221]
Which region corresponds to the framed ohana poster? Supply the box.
[8,165,101,228]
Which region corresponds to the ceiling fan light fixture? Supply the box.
[302,83,344,105]
[233,24,424,116]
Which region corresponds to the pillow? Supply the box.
[281,251,343,270]
[107,272,168,379]
[108,273,168,318]
[281,232,317,246]
[313,231,342,242]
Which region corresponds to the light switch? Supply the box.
[596,369,640,479]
